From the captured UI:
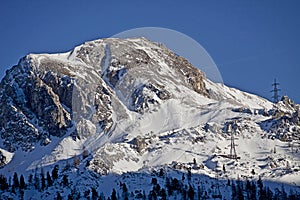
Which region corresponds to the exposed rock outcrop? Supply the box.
[0,37,210,152]
[261,96,300,141]
[0,59,72,151]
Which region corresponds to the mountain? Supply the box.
[0,37,299,199]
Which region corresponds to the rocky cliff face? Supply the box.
[153,46,208,97]
[98,38,208,111]
[0,58,73,151]
[261,96,300,141]
[0,37,209,152]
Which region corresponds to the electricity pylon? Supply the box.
[271,79,281,103]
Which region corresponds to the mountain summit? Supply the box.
[0,37,209,152]
[0,37,299,199]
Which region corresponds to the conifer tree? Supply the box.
[165,177,172,196]
[70,187,80,199]
[160,188,167,200]
[0,174,8,190]
[41,171,46,190]
[122,183,129,199]
[111,188,117,200]
[231,182,237,200]
[151,177,158,185]
[197,185,202,200]
[62,174,68,186]
[52,165,59,180]
[56,191,63,200]
[84,190,90,199]
[47,171,52,186]
[237,182,244,200]
[257,176,263,191]
[20,189,24,199]
[20,174,26,189]
[99,192,106,200]
[281,185,287,200]
[28,174,33,186]
[227,179,231,186]
[187,168,192,182]
[182,174,185,181]
[11,184,16,194]
[250,182,256,200]
[182,188,187,200]
[91,187,98,200]
[34,173,40,190]
[149,189,157,200]
[13,172,19,188]
[188,185,195,200]
[159,168,164,177]
[266,187,274,200]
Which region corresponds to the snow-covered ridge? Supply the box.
[0,37,299,199]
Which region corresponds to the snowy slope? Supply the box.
[0,37,299,199]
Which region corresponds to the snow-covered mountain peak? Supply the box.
[0,37,299,199]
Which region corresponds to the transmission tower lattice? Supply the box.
[271,79,281,103]
[227,123,238,160]
[229,128,237,159]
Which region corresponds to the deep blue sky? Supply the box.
[0,0,299,103]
